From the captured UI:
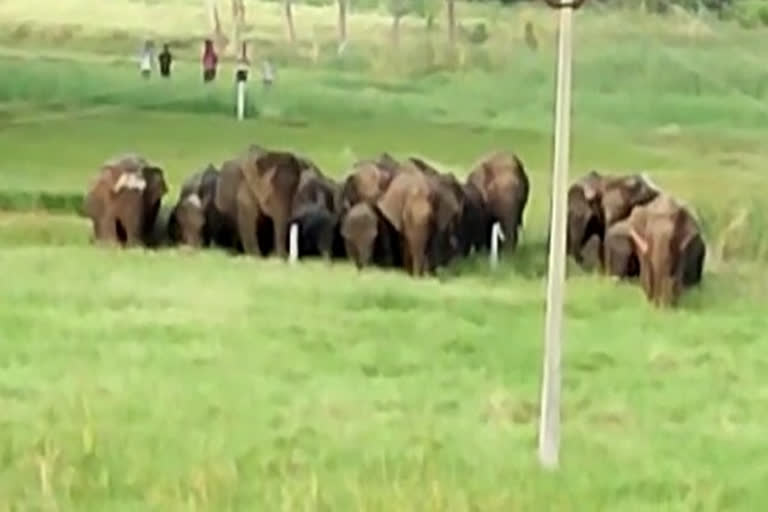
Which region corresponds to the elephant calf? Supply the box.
[340,202,400,270]
[603,220,640,280]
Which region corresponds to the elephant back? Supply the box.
[294,171,337,213]
[341,161,395,210]
[469,151,528,201]
[243,151,303,207]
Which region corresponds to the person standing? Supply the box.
[139,39,154,79]
[261,58,274,91]
[202,39,218,83]
[158,43,173,78]
[235,42,250,83]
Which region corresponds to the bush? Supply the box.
[467,22,489,45]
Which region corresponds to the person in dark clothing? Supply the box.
[158,44,173,78]
[202,39,218,83]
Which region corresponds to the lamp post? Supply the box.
[538,0,585,470]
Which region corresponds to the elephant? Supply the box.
[340,202,378,269]
[603,219,640,280]
[625,194,706,307]
[338,158,398,214]
[458,181,490,257]
[376,168,461,276]
[288,202,343,259]
[83,153,168,247]
[566,170,606,264]
[567,170,661,269]
[285,166,345,260]
[145,203,175,249]
[167,164,220,248]
[600,173,661,227]
[214,147,308,258]
[340,199,402,270]
[466,150,530,254]
[168,192,206,248]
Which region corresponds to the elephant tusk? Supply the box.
[489,221,504,269]
[288,222,299,264]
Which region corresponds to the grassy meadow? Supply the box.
[1,0,768,509]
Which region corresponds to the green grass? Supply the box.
[2,0,768,508]
[1,216,767,509]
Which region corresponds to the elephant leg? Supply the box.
[94,215,120,246]
[405,229,428,277]
[401,239,412,274]
[500,214,520,254]
[120,212,143,248]
[236,187,260,255]
[272,220,288,259]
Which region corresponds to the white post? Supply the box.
[288,222,299,263]
[489,221,505,269]
[538,0,577,470]
[236,80,246,121]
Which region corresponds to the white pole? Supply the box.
[236,80,246,121]
[538,0,576,470]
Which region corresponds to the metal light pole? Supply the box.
[538,0,585,470]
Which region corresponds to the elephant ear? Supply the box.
[142,166,168,206]
[376,175,408,232]
[376,152,400,173]
[432,184,460,232]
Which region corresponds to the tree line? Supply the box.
[203,0,766,58]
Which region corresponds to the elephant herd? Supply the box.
[83,147,530,277]
[567,171,706,307]
[82,146,706,307]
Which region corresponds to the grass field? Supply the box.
[2,0,768,509]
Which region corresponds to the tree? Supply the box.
[231,0,246,56]
[413,0,442,30]
[388,0,412,47]
[285,0,297,44]
[205,0,226,49]
[338,0,348,48]
[446,0,456,45]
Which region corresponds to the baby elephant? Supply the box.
[341,202,379,269]
[603,219,640,280]
[340,202,399,270]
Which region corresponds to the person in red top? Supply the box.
[202,39,218,83]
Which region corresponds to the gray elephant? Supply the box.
[213,146,308,258]
[287,168,345,260]
[466,150,530,254]
[567,171,660,270]
[603,219,640,280]
[167,164,220,248]
[83,153,168,247]
[626,194,706,307]
[340,201,401,270]
[376,165,461,276]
